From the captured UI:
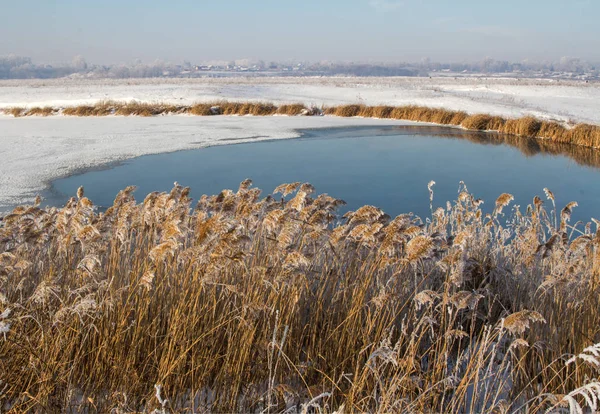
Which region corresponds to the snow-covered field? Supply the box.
[1,76,599,124]
[0,115,418,209]
[1,76,599,210]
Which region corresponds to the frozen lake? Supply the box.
[46,125,600,223]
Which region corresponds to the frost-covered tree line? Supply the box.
[0,55,184,79]
[0,54,597,79]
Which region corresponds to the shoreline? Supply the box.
[3,101,599,149]
[0,116,420,210]
[3,120,600,216]
[2,76,599,124]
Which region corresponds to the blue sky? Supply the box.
[1,0,598,63]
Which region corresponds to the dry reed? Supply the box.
[4,107,25,117]
[188,103,219,116]
[276,104,307,115]
[461,114,506,131]
[1,180,600,412]
[26,107,55,117]
[3,101,600,149]
[502,116,542,136]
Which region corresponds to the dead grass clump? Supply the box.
[62,105,102,116]
[358,105,375,117]
[412,106,439,122]
[487,116,507,131]
[537,120,568,141]
[220,102,242,115]
[333,104,365,117]
[385,105,457,124]
[192,101,277,116]
[389,106,411,120]
[84,101,116,116]
[63,102,115,116]
[461,114,497,130]
[276,103,307,116]
[27,107,54,117]
[237,102,254,115]
[5,107,25,117]
[61,102,185,117]
[429,108,461,125]
[114,102,163,117]
[568,124,600,148]
[391,106,428,122]
[250,102,277,116]
[449,111,468,125]
[188,103,214,116]
[371,105,394,119]
[323,106,337,115]
[2,180,600,412]
[501,116,542,137]
[163,104,187,114]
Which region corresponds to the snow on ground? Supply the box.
[1,77,599,124]
[0,115,418,209]
[1,76,599,210]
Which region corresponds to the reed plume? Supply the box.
[1,180,600,412]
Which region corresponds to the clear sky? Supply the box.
[1,0,598,64]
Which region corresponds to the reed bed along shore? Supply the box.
[3,101,600,150]
[429,128,600,171]
[1,180,600,412]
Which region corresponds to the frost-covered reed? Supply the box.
[1,181,600,412]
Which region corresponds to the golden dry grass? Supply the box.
[4,101,600,150]
[1,181,600,412]
[276,103,307,115]
[188,103,216,116]
[60,101,183,117]
[325,104,365,117]
[370,105,393,119]
[4,107,25,117]
[501,116,542,137]
[449,110,469,126]
[250,102,277,116]
[62,102,114,116]
[568,124,600,148]
[536,120,568,141]
[26,107,55,117]
[461,114,506,131]
[113,102,183,117]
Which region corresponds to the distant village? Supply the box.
[1,55,599,81]
[177,61,600,81]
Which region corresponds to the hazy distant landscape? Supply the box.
[2,54,599,80]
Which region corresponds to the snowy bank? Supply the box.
[1,76,599,124]
[0,115,417,209]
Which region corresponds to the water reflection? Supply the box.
[46,125,600,223]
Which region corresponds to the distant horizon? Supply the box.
[1,1,599,64]
[2,54,599,68]
[2,53,598,81]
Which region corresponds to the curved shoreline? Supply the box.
[3,119,600,216]
[0,116,421,211]
[3,101,599,151]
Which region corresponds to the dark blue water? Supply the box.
[46,126,600,223]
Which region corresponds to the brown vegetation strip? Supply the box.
[324,104,600,149]
[417,127,600,171]
[3,101,600,149]
[1,180,600,411]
